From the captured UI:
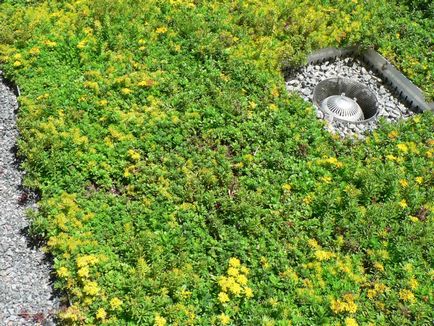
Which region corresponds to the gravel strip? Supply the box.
[0,72,58,325]
[286,57,415,138]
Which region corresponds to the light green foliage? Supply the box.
[0,0,433,324]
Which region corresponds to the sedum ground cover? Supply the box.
[0,0,433,325]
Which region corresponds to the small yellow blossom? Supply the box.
[29,47,41,56]
[346,300,358,313]
[218,292,230,303]
[330,295,358,314]
[307,239,319,249]
[128,149,141,161]
[321,176,332,183]
[218,276,229,292]
[44,40,57,47]
[330,299,346,314]
[268,297,279,306]
[96,308,106,320]
[409,215,419,223]
[227,267,239,276]
[303,194,313,205]
[403,263,414,273]
[315,250,335,261]
[345,317,358,326]
[374,283,388,293]
[408,278,418,290]
[268,103,278,111]
[399,199,408,209]
[57,267,70,278]
[236,274,248,285]
[399,179,408,188]
[218,313,230,325]
[244,286,254,298]
[240,266,249,275]
[415,176,423,184]
[282,183,292,191]
[76,255,99,268]
[77,39,87,49]
[228,280,242,296]
[374,262,385,272]
[399,289,416,303]
[78,266,89,278]
[155,26,168,34]
[271,87,279,97]
[110,297,123,310]
[397,143,409,153]
[83,281,99,296]
[154,314,167,326]
[229,257,241,268]
[367,289,376,299]
[260,256,270,269]
[388,130,399,139]
[180,289,192,299]
[60,305,80,321]
[121,87,133,95]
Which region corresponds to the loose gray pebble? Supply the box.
[0,71,59,325]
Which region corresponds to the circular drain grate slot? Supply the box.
[321,95,364,122]
[313,77,378,123]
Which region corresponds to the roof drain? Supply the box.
[313,77,378,124]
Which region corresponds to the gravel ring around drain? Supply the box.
[0,71,59,325]
[285,57,414,138]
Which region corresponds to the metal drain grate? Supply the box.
[313,77,378,123]
[321,95,364,122]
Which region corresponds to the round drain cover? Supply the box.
[321,95,364,122]
[313,77,379,123]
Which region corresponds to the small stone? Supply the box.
[301,89,311,96]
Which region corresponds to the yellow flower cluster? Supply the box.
[217,258,253,303]
[399,199,408,209]
[218,313,231,325]
[83,281,100,296]
[110,297,123,310]
[317,157,344,168]
[399,289,416,303]
[57,266,70,278]
[314,250,335,261]
[388,130,399,139]
[345,317,358,326]
[96,308,106,320]
[330,294,358,314]
[76,254,99,268]
[128,149,141,161]
[59,304,81,322]
[367,282,388,299]
[397,143,408,153]
[154,314,167,326]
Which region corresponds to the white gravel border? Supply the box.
[0,72,58,325]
